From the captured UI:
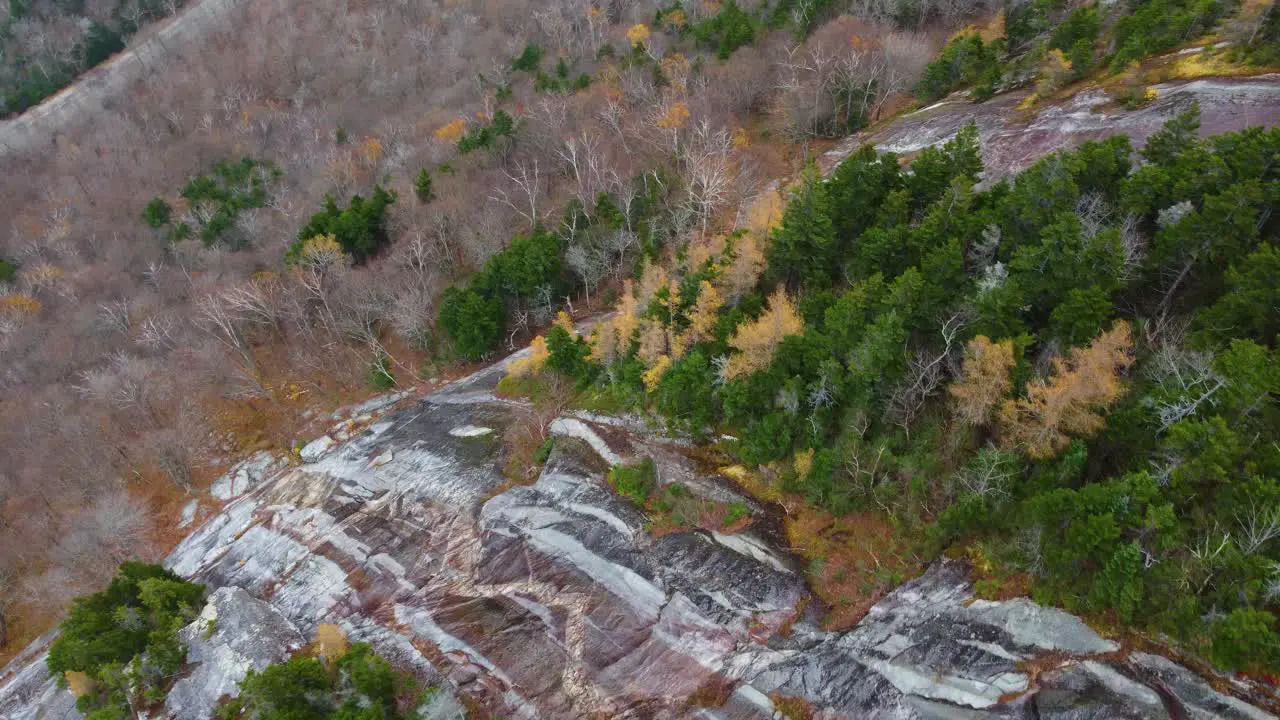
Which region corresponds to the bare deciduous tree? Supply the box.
[492,159,544,229]
[1237,503,1280,556]
[888,309,971,431]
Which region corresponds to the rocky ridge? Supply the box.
[821,74,1280,179]
[1,342,1276,720]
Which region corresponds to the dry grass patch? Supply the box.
[1162,49,1266,80]
[501,412,554,483]
[686,674,737,708]
[947,11,1005,43]
[646,485,754,537]
[721,464,921,631]
[64,671,95,698]
[0,602,61,667]
[497,374,575,483]
[959,543,1036,602]
[786,508,918,630]
[770,693,816,720]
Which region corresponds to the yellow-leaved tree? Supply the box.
[506,335,549,379]
[636,318,667,365]
[657,101,691,131]
[637,262,670,308]
[21,262,64,294]
[998,321,1135,459]
[723,288,803,380]
[358,136,384,167]
[1036,49,1074,96]
[717,192,778,302]
[299,234,350,270]
[949,336,1016,426]
[0,293,42,318]
[589,280,639,366]
[679,280,723,348]
[793,448,814,479]
[553,310,575,336]
[722,231,766,301]
[687,233,727,271]
[659,54,692,94]
[434,118,467,143]
[642,355,672,391]
[626,23,651,50]
[632,262,687,370]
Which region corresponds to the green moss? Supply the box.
[724,501,750,525]
[608,459,657,505]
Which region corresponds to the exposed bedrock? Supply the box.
[5,350,1275,719]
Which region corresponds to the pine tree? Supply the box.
[766,164,835,289]
[826,145,902,249]
[546,324,591,377]
[414,168,434,203]
[906,121,982,212]
[1197,243,1280,346]
[142,197,171,229]
[439,286,504,360]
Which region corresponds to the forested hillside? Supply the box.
[1,0,1278,685]
[517,111,1280,674]
[0,0,186,115]
[0,0,953,666]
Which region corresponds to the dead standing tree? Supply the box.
[492,159,544,230]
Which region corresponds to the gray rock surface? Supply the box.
[1128,652,1276,720]
[0,646,79,720]
[5,340,1273,719]
[210,451,285,501]
[177,499,200,529]
[821,75,1280,182]
[164,587,305,720]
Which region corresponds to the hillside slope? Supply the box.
[3,0,1280,715]
[1,342,1275,719]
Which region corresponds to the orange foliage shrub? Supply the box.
[0,293,42,317]
[434,118,467,143]
[658,101,691,130]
